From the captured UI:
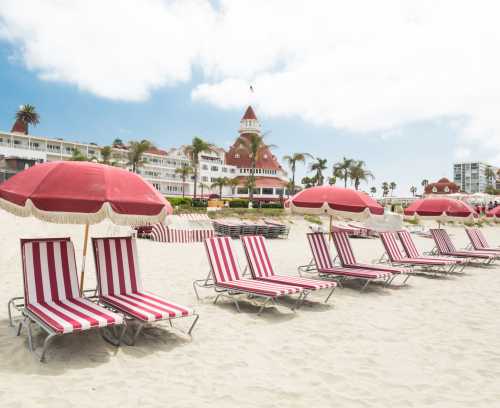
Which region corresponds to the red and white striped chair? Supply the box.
[331,231,414,285]
[151,223,215,243]
[397,230,467,273]
[18,238,125,362]
[299,232,393,290]
[430,229,496,265]
[465,228,500,253]
[92,236,199,344]
[241,235,337,303]
[197,237,305,314]
[379,231,461,273]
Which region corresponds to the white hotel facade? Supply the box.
[0,106,289,200]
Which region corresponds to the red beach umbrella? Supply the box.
[289,185,384,220]
[486,206,500,218]
[404,198,476,223]
[0,161,172,292]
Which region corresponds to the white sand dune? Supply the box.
[0,212,499,407]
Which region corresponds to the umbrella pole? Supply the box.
[329,216,332,241]
[79,223,90,296]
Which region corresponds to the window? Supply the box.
[230,169,235,173]
[253,188,260,195]
[202,176,208,182]
[262,188,273,195]
[202,164,208,170]
[152,183,160,191]
[432,187,437,193]
[234,154,240,159]
[211,166,219,171]
[275,188,284,196]
[237,188,248,194]
[222,167,227,172]
[14,140,21,145]
[444,186,450,193]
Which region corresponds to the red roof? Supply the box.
[242,106,257,120]
[225,133,282,171]
[11,119,27,134]
[146,147,168,156]
[233,176,287,188]
[424,177,460,194]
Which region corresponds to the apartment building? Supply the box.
[453,162,498,193]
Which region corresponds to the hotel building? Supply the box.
[453,162,498,193]
[0,106,288,200]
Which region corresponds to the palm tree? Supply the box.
[184,137,214,200]
[382,182,389,197]
[211,177,229,198]
[15,104,40,134]
[128,139,152,172]
[332,157,354,187]
[199,182,209,198]
[349,160,374,190]
[100,146,112,164]
[226,177,240,196]
[301,176,316,189]
[389,182,397,196]
[370,186,377,196]
[235,132,275,201]
[485,166,496,187]
[410,186,417,196]
[175,165,193,197]
[283,152,312,195]
[69,148,87,161]
[421,179,429,189]
[310,158,328,186]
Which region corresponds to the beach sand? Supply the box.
[0,212,499,407]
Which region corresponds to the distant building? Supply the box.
[453,162,497,193]
[0,105,288,201]
[0,155,42,182]
[424,177,460,195]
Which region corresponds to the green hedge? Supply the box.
[229,199,249,208]
[167,196,192,206]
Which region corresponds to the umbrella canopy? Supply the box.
[289,185,384,220]
[486,206,500,218]
[0,161,172,225]
[404,198,476,222]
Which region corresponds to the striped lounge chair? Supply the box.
[430,229,496,265]
[379,231,463,273]
[92,236,199,345]
[465,228,500,253]
[197,237,305,314]
[331,231,414,285]
[241,235,337,303]
[17,238,125,362]
[397,230,467,273]
[299,232,393,290]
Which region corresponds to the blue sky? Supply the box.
[1,1,496,196]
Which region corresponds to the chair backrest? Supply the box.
[397,230,421,258]
[306,232,334,270]
[465,228,485,250]
[331,231,357,266]
[92,236,142,296]
[474,229,490,248]
[21,238,79,304]
[379,231,405,261]
[430,229,454,254]
[205,237,242,283]
[241,235,275,278]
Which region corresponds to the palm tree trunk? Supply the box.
[291,162,296,194]
[193,166,198,199]
[219,185,223,198]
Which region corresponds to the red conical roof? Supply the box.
[242,106,257,120]
[11,119,27,134]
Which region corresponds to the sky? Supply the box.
[1,0,499,196]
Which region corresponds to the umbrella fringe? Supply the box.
[0,198,167,226]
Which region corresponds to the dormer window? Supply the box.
[263,154,268,159]
[234,154,240,159]
[444,186,450,193]
[432,187,438,193]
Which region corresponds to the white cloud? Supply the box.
[1,0,500,159]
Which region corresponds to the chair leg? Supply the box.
[39,332,57,363]
[324,286,336,303]
[187,314,199,336]
[361,279,371,291]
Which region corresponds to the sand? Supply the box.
[0,212,499,408]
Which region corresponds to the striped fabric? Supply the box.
[306,232,392,279]
[430,229,496,259]
[380,231,456,266]
[466,228,500,253]
[204,237,302,296]
[92,236,193,322]
[397,230,463,265]
[241,235,336,290]
[331,231,410,275]
[151,224,214,243]
[21,238,123,334]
